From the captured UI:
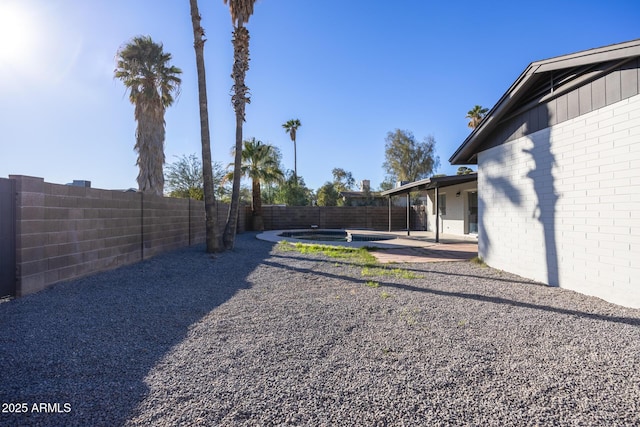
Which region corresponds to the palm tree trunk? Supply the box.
[189,0,221,253]
[135,98,166,196]
[251,177,264,231]
[224,113,244,248]
[252,178,261,215]
[223,24,250,250]
[293,138,297,183]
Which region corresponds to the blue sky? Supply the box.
[1,0,639,192]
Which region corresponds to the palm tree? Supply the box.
[228,138,283,231]
[223,0,256,249]
[115,36,182,196]
[466,105,489,129]
[282,119,301,180]
[189,0,221,252]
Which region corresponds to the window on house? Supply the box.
[438,194,446,215]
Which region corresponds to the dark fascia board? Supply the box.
[534,39,640,73]
[448,64,539,165]
[449,38,640,165]
[380,177,432,197]
[380,173,477,197]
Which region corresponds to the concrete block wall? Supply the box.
[478,93,640,308]
[9,176,240,297]
[258,206,407,231]
[261,206,320,230]
[318,207,396,230]
[190,199,206,244]
[12,176,142,296]
[142,195,190,258]
[319,207,357,229]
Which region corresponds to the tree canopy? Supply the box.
[466,105,489,129]
[315,168,356,206]
[456,166,475,175]
[224,0,255,26]
[316,182,340,206]
[273,171,312,206]
[114,35,182,196]
[229,138,283,218]
[382,129,439,184]
[282,118,302,180]
[331,168,355,193]
[164,154,226,201]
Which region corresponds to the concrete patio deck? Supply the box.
[256,229,478,263]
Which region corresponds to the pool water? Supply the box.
[278,230,395,242]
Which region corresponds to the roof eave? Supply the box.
[380,174,477,197]
[449,38,640,165]
[449,64,539,165]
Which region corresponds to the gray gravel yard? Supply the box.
[1,233,640,426]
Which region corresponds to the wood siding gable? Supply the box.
[478,58,640,154]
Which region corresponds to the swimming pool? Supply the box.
[278,230,396,243]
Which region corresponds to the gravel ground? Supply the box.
[1,233,640,426]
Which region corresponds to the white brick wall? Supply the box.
[478,93,640,308]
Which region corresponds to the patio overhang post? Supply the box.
[379,174,477,243]
[388,195,391,232]
[406,193,410,236]
[434,185,440,243]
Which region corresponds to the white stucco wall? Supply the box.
[478,94,640,308]
[425,181,478,236]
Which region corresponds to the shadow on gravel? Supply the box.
[265,254,640,328]
[270,253,537,285]
[0,235,274,427]
[380,282,640,327]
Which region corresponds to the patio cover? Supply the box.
[380,174,477,242]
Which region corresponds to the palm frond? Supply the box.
[282,118,301,141]
[224,0,256,25]
[115,35,181,195]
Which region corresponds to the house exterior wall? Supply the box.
[478,93,640,307]
[425,181,478,236]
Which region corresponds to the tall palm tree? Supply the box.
[115,36,182,196]
[282,118,301,180]
[466,105,489,129]
[223,0,256,249]
[189,0,221,252]
[228,138,283,231]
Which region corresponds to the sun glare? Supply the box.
[0,2,36,66]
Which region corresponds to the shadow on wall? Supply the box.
[523,103,559,287]
[480,143,523,263]
[480,102,558,289]
[0,236,274,426]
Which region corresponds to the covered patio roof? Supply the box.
[380,173,477,197]
[380,173,477,242]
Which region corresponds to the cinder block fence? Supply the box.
[258,205,408,231]
[2,176,243,297]
[0,176,410,299]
